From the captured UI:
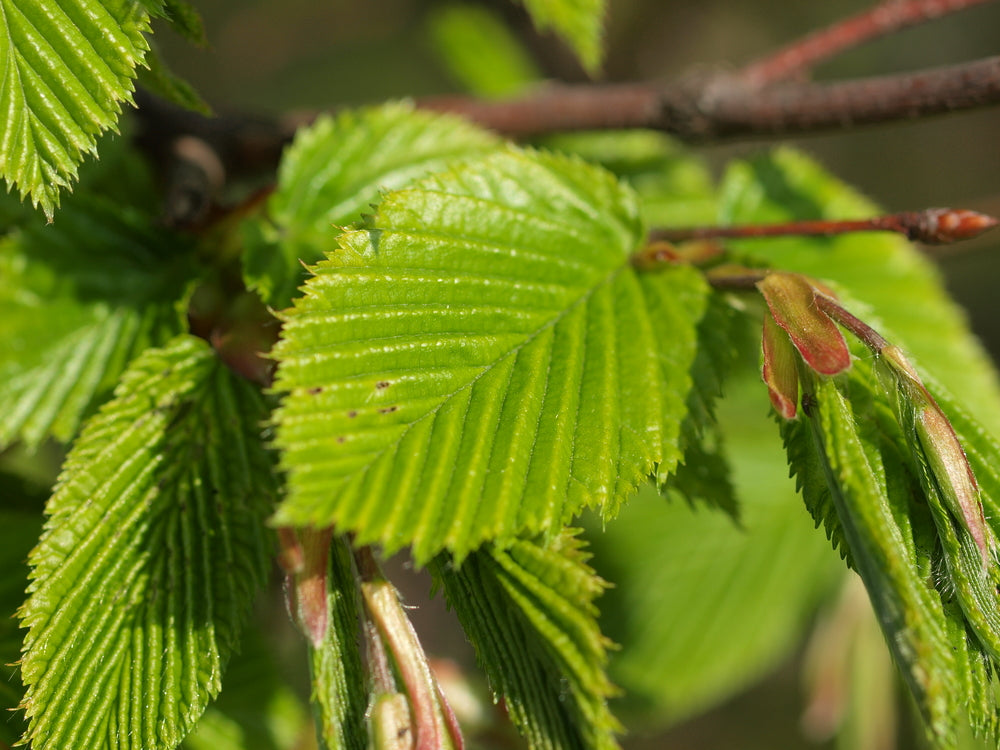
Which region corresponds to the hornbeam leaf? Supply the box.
[0,196,196,449]
[433,532,620,750]
[589,376,842,726]
[242,104,501,310]
[516,0,606,74]
[271,148,708,562]
[662,294,751,517]
[783,363,1000,746]
[140,0,207,45]
[19,335,277,750]
[0,0,152,217]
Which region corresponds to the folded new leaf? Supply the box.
[764,278,1000,745]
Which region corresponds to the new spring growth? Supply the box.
[880,345,993,563]
[276,526,332,646]
[731,266,993,563]
[753,271,852,419]
[357,548,465,750]
[808,294,996,565]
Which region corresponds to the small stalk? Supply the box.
[356,547,465,750]
[649,208,998,246]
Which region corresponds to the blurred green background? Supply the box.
[150,2,1000,748]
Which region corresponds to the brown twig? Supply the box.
[738,0,998,88]
[419,55,1000,141]
[649,208,998,245]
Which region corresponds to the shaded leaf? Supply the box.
[0,196,196,449]
[0,510,43,748]
[138,45,211,115]
[590,375,842,724]
[183,624,311,750]
[242,104,500,309]
[0,0,151,216]
[537,130,718,228]
[141,0,207,45]
[433,532,620,749]
[427,4,539,97]
[663,294,751,516]
[20,335,277,750]
[517,0,606,74]
[272,148,708,562]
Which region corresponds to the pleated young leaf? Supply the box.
[0,196,196,450]
[20,335,277,750]
[434,532,620,750]
[0,0,152,217]
[517,0,606,74]
[782,361,1000,747]
[242,104,501,310]
[271,147,709,562]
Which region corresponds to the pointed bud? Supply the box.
[911,208,999,245]
[762,313,800,419]
[881,346,992,562]
[757,272,852,376]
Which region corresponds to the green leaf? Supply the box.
[517,0,606,74]
[0,0,152,217]
[717,147,1000,430]
[783,361,1000,747]
[0,510,43,748]
[537,130,719,228]
[433,532,620,749]
[242,104,501,310]
[0,195,196,449]
[141,0,207,45]
[183,625,311,750]
[20,335,277,750]
[308,535,368,750]
[138,44,211,115]
[272,148,708,562]
[662,293,753,516]
[426,4,540,97]
[590,375,842,725]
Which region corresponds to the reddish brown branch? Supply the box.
[421,56,1000,141]
[738,0,998,88]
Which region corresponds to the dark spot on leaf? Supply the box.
[376,380,391,390]
[801,391,817,418]
[347,410,358,418]
[337,436,346,444]
[307,386,322,395]
[378,405,398,414]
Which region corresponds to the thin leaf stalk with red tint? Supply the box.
[356,547,465,750]
[650,208,998,246]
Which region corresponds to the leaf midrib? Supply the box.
[285,258,632,502]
